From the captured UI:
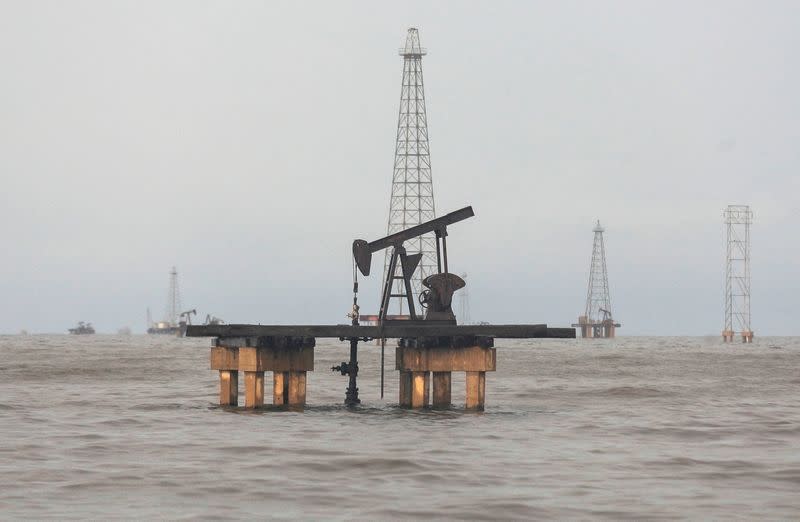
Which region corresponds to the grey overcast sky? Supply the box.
[1,1,798,335]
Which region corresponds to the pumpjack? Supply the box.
[187,204,576,408]
[335,206,475,404]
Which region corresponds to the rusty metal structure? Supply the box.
[350,206,472,402]
[573,221,620,338]
[723,205,753,342]
[382,27,437,315]
[184,30,575,411]
[148,267,183,335]
[188,207,575,409]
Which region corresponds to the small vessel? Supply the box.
[68,322,95,335]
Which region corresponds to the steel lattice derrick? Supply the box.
[723,205,753,341]
[382,28,437,315]
[165,266,182,325]
[584,221,612,323]
[573,221,620,338]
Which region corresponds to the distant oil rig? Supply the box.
[68,321,95,335]
[147,267,225,336]
[147,267,184,335]
[722,205,753,343]
[573,221,620,338]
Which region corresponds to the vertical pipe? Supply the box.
[345,337,360,406]
[442,235,449,273]
[435,233,442,274]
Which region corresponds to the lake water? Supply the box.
[1,335,798,519]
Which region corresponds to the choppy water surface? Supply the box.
[0,335,798,519]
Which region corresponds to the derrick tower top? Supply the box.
[399,27,427,57]
[382,27,438,315]
[165,266,182,325]
[584,221,612,323]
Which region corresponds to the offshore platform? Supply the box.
[147,267,184,335]
[186,28,575,412]
[573,221,621,338]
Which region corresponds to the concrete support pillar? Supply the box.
[397,344,495,411]
[465,371,486,411]
[273,371,288,406]
[742,331,754,343]
[411,371,430,408]
[219,370,238,406]
[431,371,452,408]
[244,371,264,408]
[399,371,412,407]
[577,316,589,338]
[722,330,734,342]
[287,371,307,406]
[211,346,239,406]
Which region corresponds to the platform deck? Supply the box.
[186,324,576,339]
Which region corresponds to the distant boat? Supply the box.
[69,322,95,335]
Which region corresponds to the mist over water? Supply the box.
[1,335,798,519]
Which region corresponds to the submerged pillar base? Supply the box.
[244,371,264,408]
[219,370,238,406]
[287,371,307,406]
[211,337,314,409]
[398,371,429,408]
[211,346,239,406]
[396,341,495,410]
[273,371,288,405]
[465,371,486,411]
[431,371,452,408]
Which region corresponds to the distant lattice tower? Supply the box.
[723,205,753,343]
[457,273,472,325]
[573,221,621,338]
[165,266,182,326]
[381,28,438,316]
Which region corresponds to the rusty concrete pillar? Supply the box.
[210,346,239,406]
[722,330,734,342]
[273,371,288,405]
[742,331,754,343]
[465,371,486,410]
[398,371,412,407]
[411,371,430,408]
[431,371,452,408]
[287,371,307,406]
[397,344,495,411]
[219,370,238,406]
[244,371,264,408]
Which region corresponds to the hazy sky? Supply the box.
[1,1,798,335]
